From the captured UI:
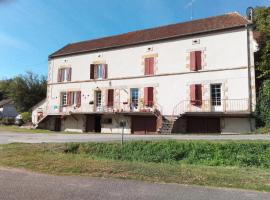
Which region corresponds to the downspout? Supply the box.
[246,24,254,131]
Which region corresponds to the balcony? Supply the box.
[173,99,250,116]
[57,101,160,115]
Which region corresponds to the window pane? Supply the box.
[131,88,139,108]
[211,84,221,106]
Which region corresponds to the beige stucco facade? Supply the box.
[33,25,258,134]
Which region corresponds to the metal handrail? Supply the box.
[172,98,250,118]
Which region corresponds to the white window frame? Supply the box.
[61,92,67,106]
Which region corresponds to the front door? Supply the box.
[211,84,222,112]
[54,117,61,132]
[94,115,101,132]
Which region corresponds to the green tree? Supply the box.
[254,7,270,128]
[0,79,12,101]
[5,72,47,112]
[254,7,270,81]
[256,80,270,127]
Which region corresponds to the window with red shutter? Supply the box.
[90,64,95,79]
[144,57,154,75]
[190,52,196,71]
[144,87,154,107]
[67,68,72,81]
[107,89,114,107]
[190,51,202,71]
[76,91,81,107]
[102,64,108,79]
[190,84,202,106]
[148,57,154,75]
[190,85,196,105]
[67,92,72,106]
[195,51,202,70]
[144,58,150,75]
[195,84,202,105]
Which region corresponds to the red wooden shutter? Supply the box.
[148,87,154,107]
[195,51,202,70]
[90,64,95,79]
[190,51,196,71]
[107,89,114,107]
[57,69,62,82]
[144,87,154,107]
[144,58,150,75]
[76,91,81,107]
[149,57,154,75]
[144,87,148,106]
[102,64,108,79]
[195,84,202,105]
[67,92,72,106]
[67,68,72,81]
[190,84,202,106]
[190,85,196,105]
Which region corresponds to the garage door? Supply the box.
[187,117,220,133]
[131,116,157,134]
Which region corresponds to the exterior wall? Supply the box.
[37,27,258,134]
[32,100,47,124]
[46,28,252,117]
[221,117,254,133]
[61,115,85,133]
[101,114,131,134]
[46,67,250,116]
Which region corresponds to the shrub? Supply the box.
[21,112,31,124]
[1,117,15,125]
[256,80,270,127]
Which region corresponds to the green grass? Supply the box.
[0,125,85,134]
[63,140,270,168]
[0,142,270,192]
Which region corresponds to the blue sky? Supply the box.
[0,0,269,79]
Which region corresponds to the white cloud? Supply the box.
[185,0,196,8]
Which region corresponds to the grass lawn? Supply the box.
[0,142,270,192]
[0,125,84,134]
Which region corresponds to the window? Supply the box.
[58,68,72,82]
[60,91,81,107]
[95,91,102,107]
[190,51,202,71]
[144,57,154,75]
[130,88,139,109]
[61,92,67,106]
[190,84,202,106]
[90,64,107,79]
[144,87,154,107]
[211,84,222,106]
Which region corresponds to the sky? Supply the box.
[0,0,269,79]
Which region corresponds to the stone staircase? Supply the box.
[154,109,178,134]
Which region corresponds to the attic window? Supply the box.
[192,39,200,45]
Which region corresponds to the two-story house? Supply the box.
[33,12,258,134]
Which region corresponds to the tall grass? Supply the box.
[62,140,270,168]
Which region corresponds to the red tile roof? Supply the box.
[50,13,250,58]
